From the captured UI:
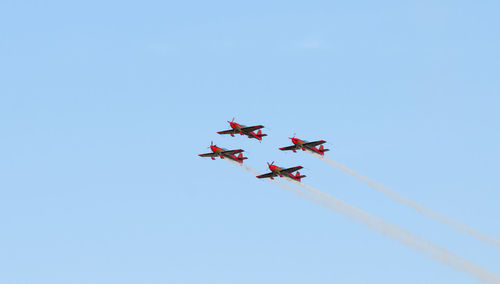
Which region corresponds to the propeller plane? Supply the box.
[256,161,306,182]
[279,134,329,156]
[199,142,248,163]
[217,118,267,141]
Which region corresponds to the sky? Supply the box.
[1,0,500,283]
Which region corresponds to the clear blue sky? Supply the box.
[1,1,499,283]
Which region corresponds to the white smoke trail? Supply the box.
[285,178,500,284]
[315,154,500,248]
[226,159,261,175]
[225,159,500,282]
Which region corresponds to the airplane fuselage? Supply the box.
[290,137,324,155]
[218,121,266,141]
[256,163,304,182]
[208,145,244,163]
[268,164,284,178]
[267,164,302,180]
[229,122,261,140]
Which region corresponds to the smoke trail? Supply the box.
[224,160,500,282]
[314,154,500,248]
[226,159,261,175]
[284,178,500,284]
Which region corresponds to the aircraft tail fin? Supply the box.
[237,153,248,161]
[319,145,329,154]
[256,130,267,138]
[295,171,306,182]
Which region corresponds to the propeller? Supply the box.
[208,141,216,149]
[288,133,296,139]
[267,161,275,166]
[227,117,235,123]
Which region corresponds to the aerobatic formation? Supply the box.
[199,119,326,182]
[198,119,500,283]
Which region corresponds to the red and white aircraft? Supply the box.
[279,135,329,156]
[198,142,247,163]
[217,118,267,141]
[256,161,306,182]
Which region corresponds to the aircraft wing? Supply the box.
[303,140,326,147]
[199,152,217,157]
[240,125,264,133]
[279,145,297,151]
[217,129,236,135]
[256,172,274,179]
[221,149,244,155]
[280,166,303,175]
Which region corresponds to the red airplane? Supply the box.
[217,118,267,141]
[279,135,329,156]
[256,161,306,182]
[198,142,248,163]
